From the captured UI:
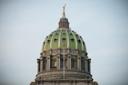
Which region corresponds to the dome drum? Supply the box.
[36,47,92,80]
[36,70,92,80]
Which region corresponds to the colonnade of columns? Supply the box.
[37,55,91,73]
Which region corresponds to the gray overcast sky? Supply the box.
[0,0,128,85]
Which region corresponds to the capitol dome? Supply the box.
[42,11,87,57]
[35,7,92,81]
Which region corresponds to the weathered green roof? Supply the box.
[42,28,86,52]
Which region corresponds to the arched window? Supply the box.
[50,56,57,69]
[78,39,81,43]
[43,57,47,70]
[60,55,63,69]
[81,57,85,72]
[54,38,58,42]
[47,40,50,43]
[65,58,68,69]
[71,38,74,42]
[71,56,77,69]
[88,59,91,73]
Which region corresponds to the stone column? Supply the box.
[85,59,88,73]
[67,55,71,70]
[40,59,43,72]
[63,55,66,79]
[37,59,40,73]
[63,55,66,70]
[47,56,50,71]
[88,59,91,73]
[57,55,60,70]
[77,56,81,71]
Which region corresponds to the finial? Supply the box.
[62,4,66,17]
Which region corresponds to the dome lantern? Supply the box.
[59,4,69,29]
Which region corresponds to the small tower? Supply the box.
[30,6,98,85]
[59,4,69,29]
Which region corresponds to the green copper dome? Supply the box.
[42,7,86,53]
[42,29,86,52]
[35,6,93,82]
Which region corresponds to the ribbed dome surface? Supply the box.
[42,29,86,52]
